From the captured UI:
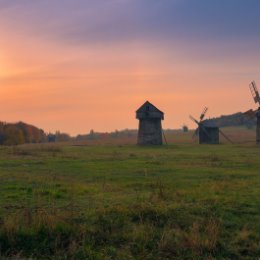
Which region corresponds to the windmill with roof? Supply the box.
[136,101,164,145]
[189,107,233,144]
[244,81,260,144]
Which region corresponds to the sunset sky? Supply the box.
[0,0,260,135]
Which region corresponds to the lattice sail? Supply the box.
[249,81,260,105]
[200,107,208,121]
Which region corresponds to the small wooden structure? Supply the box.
[190,108,232,144]
[136,101,164,145]
[199,121,219,144]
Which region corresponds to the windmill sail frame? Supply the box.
[249,81,260,106]
[189,107,233,144]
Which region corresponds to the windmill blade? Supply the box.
[249,81,260,105]
[192,128,199,139]
[162,129,168,145]
[200,107,208,121]
[189,115,200,125]
[219,129,234,144]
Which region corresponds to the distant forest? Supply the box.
[0,112,255,145]
[0,122,46,145]
[0,122,72,145]
[0,121,137,145]
[205,112,255,128]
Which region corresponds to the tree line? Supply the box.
[205,112,256,129]
[0,122,71,145]
[0,122,46,145]
[0,111,255,146]
[0,121,137,146]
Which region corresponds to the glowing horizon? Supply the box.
[0,0,260,135]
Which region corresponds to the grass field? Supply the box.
[0,132,259,259]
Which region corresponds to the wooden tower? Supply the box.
[136,101,164,145]
[198,121,219,144]
[249,81,260,144]
[190,107,232,144]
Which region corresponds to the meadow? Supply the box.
[0,128,259,260]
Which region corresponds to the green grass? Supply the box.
[0,143,259,260]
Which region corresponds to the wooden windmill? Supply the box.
[136,101,164,145]
[244,81,260,144]
[189,107,233,144]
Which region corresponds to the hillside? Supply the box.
[204,111,255,128]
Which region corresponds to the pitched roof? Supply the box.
[136,101,164,120]
[136,101,163,114]
[202,120,219,128]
